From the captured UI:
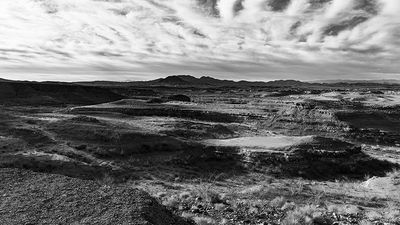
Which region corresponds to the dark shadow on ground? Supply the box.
[245,137,399,180]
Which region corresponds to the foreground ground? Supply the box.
[0,77,400,224]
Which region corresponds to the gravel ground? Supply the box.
[0,168,192,225]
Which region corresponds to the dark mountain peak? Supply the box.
[154,75,196,85]
[199,76,217,81]
[199,76,229,84]
[151,76,306,87]
[154,75,228,86]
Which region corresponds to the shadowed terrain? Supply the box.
[0,76,399,224]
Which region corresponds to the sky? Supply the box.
[0,0,399,82]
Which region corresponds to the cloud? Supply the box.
[217,0,238,21]
[285,0,310,16]
[0,0,399,81]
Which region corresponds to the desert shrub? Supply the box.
[179,191,192,200]
[193,216,216,225]
[214,203,226,211]
[288,182,305,196]
[96,173,116,187]
[281,202,296,211]
[162,195,180,209]
[383,202,400,222]
[270,196,287,208]
[385,209,400,222]
[220,218,229,224]
[365,210,382,221]
[282,204,321,225]
[327,204,360,215]
[240,184,270,199]
[388,169,400,179]
[195,183,222,204]
[359,220,373,225]
[181,212,196,220]
[154,192,167,199]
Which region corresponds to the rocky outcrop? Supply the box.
[203,137,397,180]
[257,101,346,136]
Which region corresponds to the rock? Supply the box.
[214,203,226,211]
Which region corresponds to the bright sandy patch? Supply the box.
[205,135,314,150]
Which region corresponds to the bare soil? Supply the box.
[1,79,400,224]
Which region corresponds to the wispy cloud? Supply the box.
[0,0,399,81]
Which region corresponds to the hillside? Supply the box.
[0,81,123,106]
[0,168,192,225]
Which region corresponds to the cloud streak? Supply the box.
[0,0,399,81]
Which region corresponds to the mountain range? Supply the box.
[2,75,400,88]
[75,75,400,88]
[75,75,310,87]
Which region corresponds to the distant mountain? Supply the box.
[5,75,400,88]
[314,79,400,84]
[136,75,309,87]
[75,75,314,88]
[150,75,235,86]
[263,79,308,87]
[152,75,200,85]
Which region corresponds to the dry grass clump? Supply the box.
[269,196,287,208]
[239,184,271,199]
[383,202,400,223]
[387,169,400,179]
[288,181,305,196]
[193,216,217,225]
[162,195,181,209]
[194,183,223,204]
[385,210,400,223]
[282,204,322,225]
[326,204,360,215]
[359,220,373,225]
[96,173,116,187]
[365,210,382,221]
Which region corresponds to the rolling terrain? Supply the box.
[1,76,400,224]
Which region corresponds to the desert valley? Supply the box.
[0,75,399,224]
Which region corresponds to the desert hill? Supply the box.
[0,81,123,106]
[0,168,192,225]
